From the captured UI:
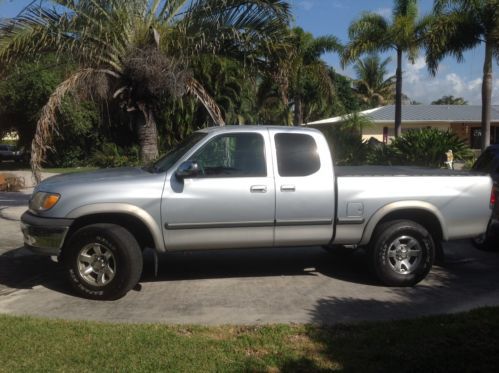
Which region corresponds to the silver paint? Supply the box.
[24,126,493,255]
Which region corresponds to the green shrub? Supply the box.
[366,129,473,168]
[322,125,368,166]
[390,129,473,168]
[90,143,140,168]
[366,142,401,165]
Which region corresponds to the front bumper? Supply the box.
[20,211,73,256]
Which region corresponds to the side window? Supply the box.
[275,133,320,177]
[191,133,266,177]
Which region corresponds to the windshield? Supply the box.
[146,132,207,173]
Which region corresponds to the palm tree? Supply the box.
[431,95,468,105]
[288,27,342,126]
[353,54,396,108]
[423,0,498,150]
[257,27,342,126]
[342,0,426,137]
[0,0,290,181]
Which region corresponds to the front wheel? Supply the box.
[63,223,143,300]
[369,220,435,286]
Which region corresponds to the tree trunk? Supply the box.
[481,41,493,151]
[135,105,159,163]
[395,48,403,138]
[293,95,303,126]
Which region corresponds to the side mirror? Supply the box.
[175,160,201,179]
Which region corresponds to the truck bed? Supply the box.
[336,165,479,177]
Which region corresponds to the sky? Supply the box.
[0,0,497,105]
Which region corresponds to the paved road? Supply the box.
[1,192,499,325]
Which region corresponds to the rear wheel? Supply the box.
[369,220,435,286]
[63,223,143,300]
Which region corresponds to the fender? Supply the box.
[359,200,448,246]
[66,203,165,251]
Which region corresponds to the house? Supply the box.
[306,105,499,149]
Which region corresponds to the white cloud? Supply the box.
[401,59,499,105]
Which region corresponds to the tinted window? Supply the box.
[275,133,320,177]
[191,133,266,177]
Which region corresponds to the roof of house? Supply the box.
[307,105,499,125]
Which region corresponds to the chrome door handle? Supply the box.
[250,185,267,193]
[280,185,296,192]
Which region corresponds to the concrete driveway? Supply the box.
[1,191,499,325]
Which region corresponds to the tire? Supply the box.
[369,220,435,286]
[63,223,143,300]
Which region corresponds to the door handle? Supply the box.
[250,185,267,193]
[280,185,296,192]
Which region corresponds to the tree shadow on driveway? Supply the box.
[0,247,67,296]
[0,246,380,298]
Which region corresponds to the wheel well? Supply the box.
[377,209,443,244]
[65,213,156,251]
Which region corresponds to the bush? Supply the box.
[366,129,473,168]
[390,129,473,168]
[322,125,368,166]
[89,143,140,168]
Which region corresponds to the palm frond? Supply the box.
[186,77,225,126]
[342,12,391,65]
[31,69,107,182]
[424,10,482,74]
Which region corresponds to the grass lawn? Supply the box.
[1,307,499,372]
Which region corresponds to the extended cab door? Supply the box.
[162,130,275,250]
[269,129,335,246]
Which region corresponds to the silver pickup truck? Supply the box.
[21,126,494,299]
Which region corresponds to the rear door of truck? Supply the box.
[269,128,336,246]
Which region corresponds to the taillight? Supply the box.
[492,185,497,207]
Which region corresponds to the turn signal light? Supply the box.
[43,194,60,210]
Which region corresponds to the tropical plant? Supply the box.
[0,55,67,150]
[388,128,472,167]
[353,54,396,107]
[287,27,342,125]
[423,0,498,150]
[321,125,368,166]
[327,68,365,115]
[342,0,428,137]
[0,0,290,181]
[431,95,468,105]
[257,27,342,126]
[191,57,256,126]
[319,112,374,166]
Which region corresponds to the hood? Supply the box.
[36,167,154,192]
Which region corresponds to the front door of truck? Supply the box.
[269,130,335,246]
[163,131,276,250]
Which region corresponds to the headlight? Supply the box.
[29,192,61,212]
